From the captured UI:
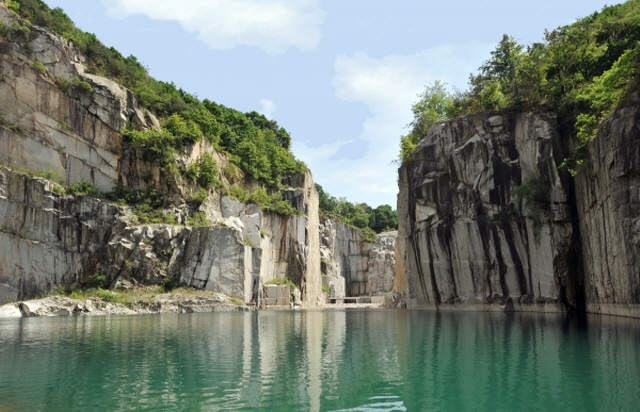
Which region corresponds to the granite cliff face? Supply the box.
[575,106,640,317]
[0,4,322,307]
[398,107,640,317]
[320,217,396,298]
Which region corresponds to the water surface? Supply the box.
[1,310,639,411]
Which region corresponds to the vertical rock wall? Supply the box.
[0,6,155,193]
[261,171,321,307]
[0,4,323,307]
[399,106,640,317]
[575,106,640,317]
[398,113,576,312]
[320,216,396,298]
[0,168,119,302]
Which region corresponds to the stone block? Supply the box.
[277,285,290,298]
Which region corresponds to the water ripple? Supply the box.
[1,311,640,411]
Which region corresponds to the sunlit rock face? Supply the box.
[398,106,640,317]
[320,216,396,298]
[0,3,324,307]
[0,6,155,193]
[398,113,577,313]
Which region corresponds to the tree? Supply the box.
[480,34,525,107]
[409,80,454,136]
[399,81,454,164]
[369,205,398,233]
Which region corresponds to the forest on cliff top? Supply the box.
[2,0,397,234]
[400,0,640,171]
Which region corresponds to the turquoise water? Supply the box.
[0,310,639,411]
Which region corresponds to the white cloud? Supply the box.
[294,42,494,207]
[101,0,326,55]
[259,99,277,119]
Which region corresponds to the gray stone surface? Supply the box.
[0,6,159,193]
[398,113,573,313]
[320,217,396,298]
[398,108,640,317]
[0,2,324,309]
[575,105,640,317]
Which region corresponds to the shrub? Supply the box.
[196,153,220,190]
[71,78,93,94]
[162,113,202,144]
[162,275,179,292]
[133,204,178,225]
[49,284,66,296]
[34,169,61,182]
[224,161,242,181]
[190,187,208,204]
[56,78,69,93]
[84,274,110,289]
[187,211,211,227]
[32,60,46,73]
[228,184,250,203]
[123,127,177,169]
[266,277,297,290]
[66,178,100,196]
[361,227,377,243]
[513,173,550,209]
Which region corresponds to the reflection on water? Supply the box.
[0,310,639,411]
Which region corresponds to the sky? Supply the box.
[43,0,615,208]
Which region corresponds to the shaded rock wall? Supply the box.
[0,168,119,302]
[575,106,640,317]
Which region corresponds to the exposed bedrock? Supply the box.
[398,108,640,317]
[320,216,396,298]
[0,3,324,308]
[398,113,576,313]
[575,106,640,317]
[0,166,322,307]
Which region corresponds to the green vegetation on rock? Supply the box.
[316,183,398,241]
[266,277,297,290]
[400,1,640,172]
[6,0,306,217]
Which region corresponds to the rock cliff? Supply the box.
[574,106,640,317]
[0,4,322,308]
[320,217,396,298]
[397,108,640,317]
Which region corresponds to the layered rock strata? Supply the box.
[398,114,576,313]
[0,4,322,308]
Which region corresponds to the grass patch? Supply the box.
[266,277,297,290]
[187,211,211,227]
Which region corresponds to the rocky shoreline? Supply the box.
[0,293,396,318]
[0,293,255,318]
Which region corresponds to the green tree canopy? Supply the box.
[316,184,398,234]
[400,0,640,172]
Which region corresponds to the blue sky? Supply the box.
[44,0,614,207]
